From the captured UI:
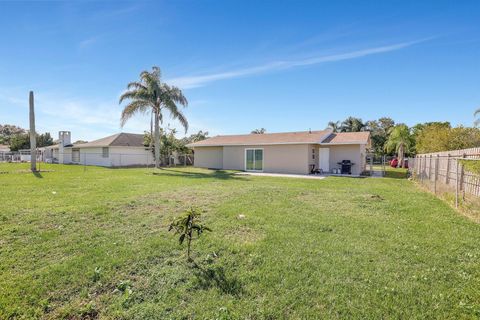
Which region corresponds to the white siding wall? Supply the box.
[108,147,154,166]
[62,147,154,167]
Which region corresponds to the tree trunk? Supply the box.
[154,110,161,168]
[398,144,404,168]
[29,91,37,172]
[149,112,153,148]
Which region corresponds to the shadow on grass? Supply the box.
[32,171,43,178]
[151,168,245,180]
[191,263,244,296]
[384,169,408,179]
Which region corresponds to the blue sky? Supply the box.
[0,0,479,141]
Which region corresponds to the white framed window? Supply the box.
[312,148,315,159]
[245,148,263,172]
[102,147,109,158]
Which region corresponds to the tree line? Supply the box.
[143,128,209,164]
[328,116,480,157]
[0,124,54,151]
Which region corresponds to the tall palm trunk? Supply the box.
[398,143,405,168]
[149,112,153,148]
[154,109,161,168]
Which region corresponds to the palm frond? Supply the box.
[126,81,147,91]
[164,100,189,132]
[119,89,152,104]
[120,100,152,127]
[162,84,188,106]
[140,69,162,100]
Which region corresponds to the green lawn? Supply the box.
[1,164,480,319]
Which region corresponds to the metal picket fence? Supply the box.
[408,147,480,209]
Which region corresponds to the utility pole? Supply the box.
[29,91,37,172]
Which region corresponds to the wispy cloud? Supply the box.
[79,35,102,49]
[169,39,430,89]
[92,4,141,20]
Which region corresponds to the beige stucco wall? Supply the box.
[210,144,310,174]
[264,144,309,174]
[327,144,364,175]
[308,144,318,169]
[194,146,223,169]
[194,143,366,175]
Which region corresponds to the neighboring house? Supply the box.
[44,131,154,167]
[0,144,10,161]
[186,129,371,175]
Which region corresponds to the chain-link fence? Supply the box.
[365,154,387,177]
[0,149,194,169]
[408,147,480,212]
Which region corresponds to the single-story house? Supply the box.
[186,129,371,175]
[44,131,154,167]
[0,144,10,161]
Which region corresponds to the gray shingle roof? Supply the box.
[73,133,145,148]
[44,133,146,149]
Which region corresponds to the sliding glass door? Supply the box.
[245,148,263,171]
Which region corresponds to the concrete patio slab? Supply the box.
[235,172,326,179]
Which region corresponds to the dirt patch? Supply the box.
[122,186,248,215]
[357,194,385,201]
[224,225,265,245]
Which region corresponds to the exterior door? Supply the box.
[245,148,263,171]
[319,148,330,172]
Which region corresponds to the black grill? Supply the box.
[337,160,355,174]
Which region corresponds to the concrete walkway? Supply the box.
[236,172,326,179]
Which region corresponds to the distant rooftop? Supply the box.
[45,133,146,149]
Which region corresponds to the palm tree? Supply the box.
[251,128,266,134]
[340,117,365,132]
[327,121,340,132]
[119,66,188,168]
[475,108,480,127]
[384,124,412,168]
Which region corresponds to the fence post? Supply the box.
[434,155,439,194]
[445,154,451,184]
[428,155,432,184]
[455,158,459,208]
[383,155,386,176]
[416,156,419,176]
[460,154,466,200]
[420,156,423,182]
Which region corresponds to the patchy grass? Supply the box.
[1,163,480,319]
[460,159,480,175]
